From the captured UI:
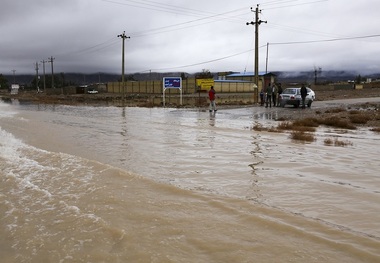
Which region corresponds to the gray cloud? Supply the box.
[1,0,379,75]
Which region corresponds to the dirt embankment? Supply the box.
[312,88,380,101]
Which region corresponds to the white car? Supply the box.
[87,89,99,94]
[279,87,315,108]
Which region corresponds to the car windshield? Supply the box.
[282,88,298,95]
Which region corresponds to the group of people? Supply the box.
[260,83,283,108]
[208,83,307,111]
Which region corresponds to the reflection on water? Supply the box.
[254,109,279,120]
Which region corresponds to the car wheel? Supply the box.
[307,101,312,107]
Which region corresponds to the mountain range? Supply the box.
[3,71,379,87]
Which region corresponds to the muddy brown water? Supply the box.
[1,98,379,262]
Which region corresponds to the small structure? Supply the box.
[10,84,19,95]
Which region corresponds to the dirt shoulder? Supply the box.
[312,87,380,101]
[274,88,380,130]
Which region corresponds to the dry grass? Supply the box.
[293,118,320,127]
[290,131,315,142]
[277,119,316,132]
[348,110,361,115]
[324,138,353,147]
[370,127,380,133]
[325,108,347,114]
[251,123,266,131]
[252,124,284,133]
[349,114,371,124]
[277,121,293,130]
[319,116,356,130]
[324,138,334,145]
[278,115,358,131]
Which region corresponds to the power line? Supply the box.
[139,44,267,72]
[270,34,380,45]
[74,37,119,54]
[137,33,380,72]
[103,0,247,22]
[128,8,248,38]
[61,5,248,56]
[103,0,213,18]
[261,0,329,10]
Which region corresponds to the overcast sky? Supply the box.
[1,0,379,75]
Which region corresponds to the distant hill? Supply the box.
[2,72,193,86]
[3,73,120,86]
[3,70,379,87]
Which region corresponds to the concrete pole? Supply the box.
[49,56,55,88]
[41,60,46,92]
[247,5,266,103]
[254,5,259,93]
[11,69,16,84]
[118,31,130,99]
[266,43,269,74]
[35,62,40,92]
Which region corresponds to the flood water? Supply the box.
[1,99,379,262]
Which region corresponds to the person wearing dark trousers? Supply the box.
[260,89,264,106]
[208,86,217,112]
[277,83,283,106]
[266,83,272,108]
[272,83,278,107]
[300,84,307,109]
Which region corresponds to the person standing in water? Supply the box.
[209,86,217,112]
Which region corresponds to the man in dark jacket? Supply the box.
[300,84,308,109]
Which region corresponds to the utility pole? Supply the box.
[265,43,269,74]
[48,56,55,88]
[11,69,16,84]
[247,5,267,103]
[35,62,40,92]
[41,59,47,92]
[117,31,130,99]
[314,67,322,85]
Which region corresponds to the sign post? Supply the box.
[163,77,182,107]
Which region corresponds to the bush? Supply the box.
[349,114,371,124]
[324,138,353,147]
[290,131,315,142]
[319,116,356,130]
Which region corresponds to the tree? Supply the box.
[356,74,362,84]
[30,73,71,90]
[0,74,9,90]
[195,69,213,79]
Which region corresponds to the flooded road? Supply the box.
[1,98,379,262]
